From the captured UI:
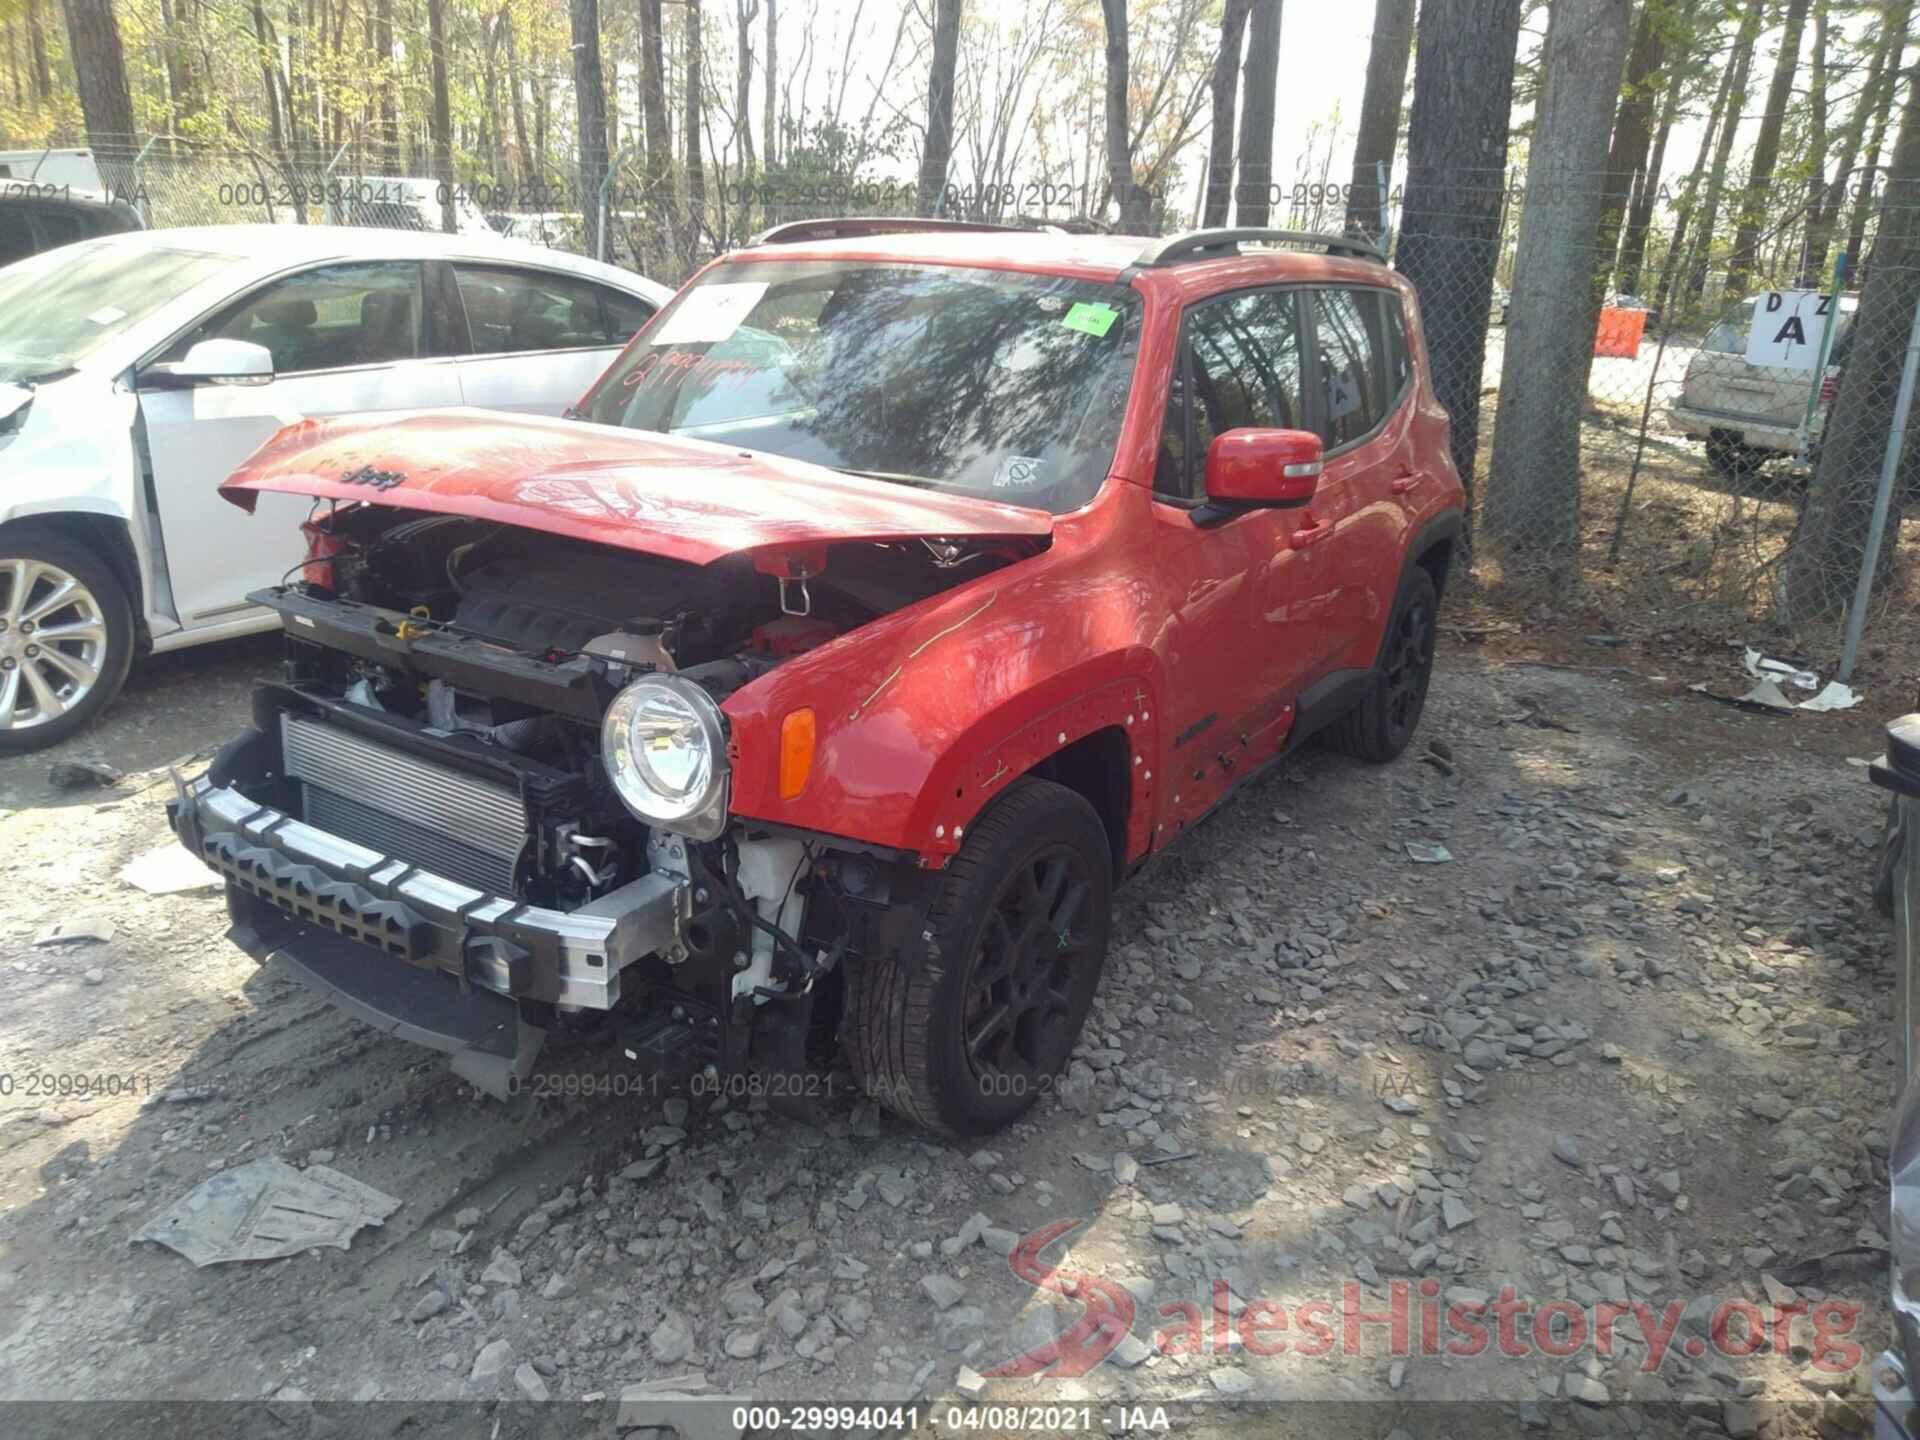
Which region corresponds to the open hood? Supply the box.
[220,410,1053,566]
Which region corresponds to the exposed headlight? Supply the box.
[601,674,729,839]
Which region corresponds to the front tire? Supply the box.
[0,528,134,754]
[845,779,1112,1136]
[1324,566,1438,764]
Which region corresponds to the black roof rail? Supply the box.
[1132,227,1387,267]
[750,216,1047,246]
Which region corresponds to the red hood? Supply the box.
[220,410,1053,565]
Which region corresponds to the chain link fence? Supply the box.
[12,137,1916,676]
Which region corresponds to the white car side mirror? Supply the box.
[164,338,275,387]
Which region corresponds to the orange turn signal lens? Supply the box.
[779,707,816,799]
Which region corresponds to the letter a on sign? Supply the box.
[1745,290,1826,371]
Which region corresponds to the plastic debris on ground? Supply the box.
[1743,648,1862,712]
[1688,650,1863,715]
[33,917,115,947]
[1405,841,1453,864]
[135,1157,402,1266]
[119,844,220,895]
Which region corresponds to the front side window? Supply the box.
[165,261,424,374]
[1156,288,1307,501]
[579,260,1142,515]
[454,265,652,353]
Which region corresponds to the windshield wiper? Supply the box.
[834,467,937,489]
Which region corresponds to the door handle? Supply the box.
[1390,470,1420,495]
[1290,516,1333,549]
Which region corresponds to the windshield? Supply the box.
[1703,302,1755,354]
[579,260,1143,514]
[0,240,229,384]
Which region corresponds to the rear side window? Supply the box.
[1157,287,1307,500]
[600,287,657,344]
[453,265,647,353]
[1382,293,1413,402]
[1312,289,1385,449]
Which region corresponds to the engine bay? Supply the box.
[253,503,1034,913]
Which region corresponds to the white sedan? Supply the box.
[0,224,672,750]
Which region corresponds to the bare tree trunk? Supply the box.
[24,0,50,103]
[1795,0,1831,288]
[763,0,778,169]
[1650,42,1733,318]
[1684,0,1762,306]
[427,0,455,230]
[685,0,707,244]
[1618,56,1683,297]
[1593,1,1669,295]
[1726,0,1813,297]
[157,0,196,134]
[1808,0,1908,287]
[1847,51,1903,275]
[917,0,963,216]
[639,0,671,212]
[1344,0,1415,237]
[374,0,398,173]
[63,0,138,154]
[1097,0,1148,228]
[1482,0,1634,571]
[5,25,19,107]
[1202,0,1252,228]
[1236,0,1282,226]
[502,10,533,191]
[1781,67,1920,622]
[735,0,758,171]
[572,0,612,257]
[1395,0,1524,500]
[251,1,290,163]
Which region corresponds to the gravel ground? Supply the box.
[0,635,1899,1440]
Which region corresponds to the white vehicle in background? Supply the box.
[492,211,585,250]
[0,147,109,191]
[1671,293,1857,478]
[326,176,496,238]
[0,224,671,750]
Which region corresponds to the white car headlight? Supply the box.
[601,674,730,840]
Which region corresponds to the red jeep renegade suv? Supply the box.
[169,220,1465,1135]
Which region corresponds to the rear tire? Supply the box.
[0,527,134,754]
[1706,435,1766,480]
[844,778,1112,1136]
[1324,567,1438,764]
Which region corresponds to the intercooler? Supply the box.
[279,714,528,895]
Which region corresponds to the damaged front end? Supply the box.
[168,475,1033,1098]
[1874,714,1920,1439]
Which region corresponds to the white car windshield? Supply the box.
[0,241,229,384]
[579,260,1143,514]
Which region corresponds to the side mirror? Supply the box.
[1199,427,1322,524]
[144,338,274,389]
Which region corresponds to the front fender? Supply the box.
[0,377,140,530]
[724,503,1161,863]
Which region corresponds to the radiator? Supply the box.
[280,713,528,895]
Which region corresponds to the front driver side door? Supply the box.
[1151,286,1335,833]
[135,260,462,631]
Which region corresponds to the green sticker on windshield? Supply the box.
[1061,301,1118,337]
